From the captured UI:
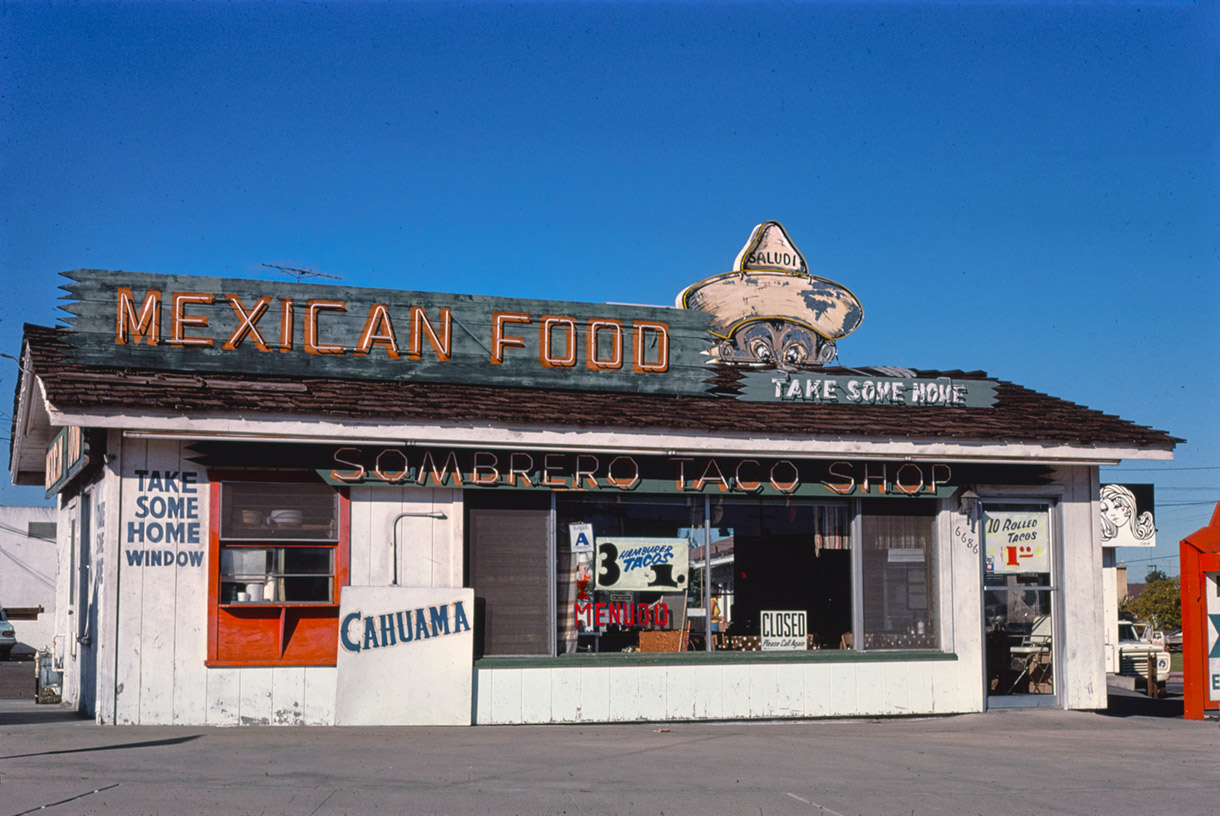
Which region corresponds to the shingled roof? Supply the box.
[16,324,1180,450]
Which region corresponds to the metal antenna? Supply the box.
[261,263,342,283]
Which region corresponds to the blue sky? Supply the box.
[2,1,1216,574]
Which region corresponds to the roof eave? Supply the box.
[41,403,1175,467]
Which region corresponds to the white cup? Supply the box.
[236,591,250,603]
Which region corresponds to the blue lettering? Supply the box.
[396,610,414,642]
[188,551,203,567]
[165,523,185,544]
[176,551,188,567]
[148,472,163,491]
[146,523,164,543]
[166,497,185,518]
[379,613,397,647]
[181,471,199,493]
[135,495,150,519]
[148,496,167,519]
[126,550,145,566]
[149,550,162,567]
[162,471,180,492]
[136,469,149,490]
[415,608,431,639]
[452,601,471,633]
[127,521,145,543]
[430,604,450,637]
[363,616,380,650]
[340,611,362,652]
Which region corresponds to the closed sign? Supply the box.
[761,610,807,650]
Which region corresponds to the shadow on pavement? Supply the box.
[0,706,90,727]
[1102,685,1185,719]
[1,734,203,760]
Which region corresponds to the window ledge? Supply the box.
[475,650,958,669]
[205,659,336,668]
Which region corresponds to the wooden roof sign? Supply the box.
[61,270,715,397]
[56,222,999,407]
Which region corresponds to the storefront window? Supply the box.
[859,500,938,650]
[207,477,349,666]
[556,496,704,655]
[552,494,941,656]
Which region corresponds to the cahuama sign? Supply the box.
[335,586,474,726]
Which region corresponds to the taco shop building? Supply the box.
[8,223,1179,725]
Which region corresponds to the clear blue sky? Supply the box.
[2,1,1216,574]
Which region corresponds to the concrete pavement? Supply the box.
[0,689,1216,816]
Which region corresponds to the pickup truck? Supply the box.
[1116,621,1171,686]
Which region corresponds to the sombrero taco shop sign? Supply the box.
[59,221,998,407]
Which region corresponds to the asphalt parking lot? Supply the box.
[0,677,1214,816]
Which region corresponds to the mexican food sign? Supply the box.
[58,222,999,406]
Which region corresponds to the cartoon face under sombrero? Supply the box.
[676,221,863,368]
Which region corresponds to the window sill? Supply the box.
[475,650,958,669]
[204,658,336,668]
[218,602,336,608]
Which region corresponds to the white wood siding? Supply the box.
[474,659,969,724]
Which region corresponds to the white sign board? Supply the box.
[335,586,474,726]
[761,610,808,650]
[595,536,689,592]
[569,522,594,554]
[984,508,1050,574]
[1099,483,1157,548]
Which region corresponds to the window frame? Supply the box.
[206,472,350,667]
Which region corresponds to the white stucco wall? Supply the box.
[0,504,57,656]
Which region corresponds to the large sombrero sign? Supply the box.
[58,221,995,407]
[678,221,863,368]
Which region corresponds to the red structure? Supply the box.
[1180,501,1220,720]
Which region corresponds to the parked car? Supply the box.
[1116,621,1171,686]
[0,607,15,661]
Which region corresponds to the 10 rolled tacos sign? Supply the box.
[58,222,999,406]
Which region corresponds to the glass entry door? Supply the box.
[982,502,1057,705]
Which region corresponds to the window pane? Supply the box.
[555,496,705,655]
[220,482,339,540]
[220,546,333,603]
[860,501,938,650]
[717,499,851,651]
[985,588,1053,695]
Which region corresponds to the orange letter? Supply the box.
[587,319,623,370]
[304,300,347,355]
[169,292,215,347]
[539,316,577,368]
[632,320,669,373]
[116,287,161,346]
[222,295,273,351]
[355,303,400,358]
[491,312,530,364]
[409,306,451,361]
[277,298,295,352]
